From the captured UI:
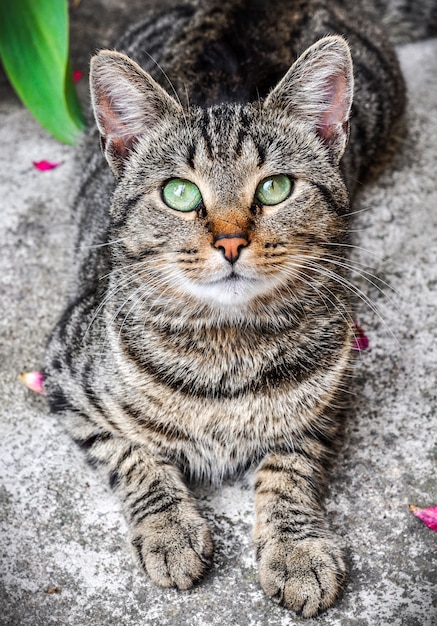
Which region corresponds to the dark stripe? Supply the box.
[235,108,250,156]
[121,331,337,400]
[73,431,113,451]
[131,536,146,569]
[80,366,123,434]
[112,193,145,229]
[124,460,140,485]
[123,475,160,507]
[131,490,173,517]
[314,182,349,215]
[128,479,160,509]
[200,109,213,158]
[109,470,120,489]
[275,528,325,541]
[116,444,139,470]
[235,127,247,157]
[311,566,322,592]
[54,289,108,367]
[46,385,77,414]
[187,143,196,169]
[275,519,318,532]
[256,142,267,168]
[119,4,195,51]
[301,426,337,451]
[263,251,288,259]
[121,400,192,444]
[176,248,198,254]
[257,465,313,485]
[254,469,311,491]
[257,461,287,475]
[81,365,109,415]
[122,247,157,263]
[133,497,181,525]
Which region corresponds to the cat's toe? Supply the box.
[132,513,213,590]
[258,537,346,618]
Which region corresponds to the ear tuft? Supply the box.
[264,36,354,161]
[90,51,182,177]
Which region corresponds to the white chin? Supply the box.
[186,276,269,308]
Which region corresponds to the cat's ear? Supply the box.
[90,50,182,177]
[264,36,354,161]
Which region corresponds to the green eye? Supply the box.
[255,174,292,206]
[162,178,202,212]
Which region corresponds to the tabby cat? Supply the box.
[44,0,420,617]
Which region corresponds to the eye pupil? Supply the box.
[255,174,292,206]
[162,178,202,212]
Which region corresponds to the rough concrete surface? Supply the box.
[0,2,436,625]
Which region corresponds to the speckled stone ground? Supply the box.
[0,3,436,625]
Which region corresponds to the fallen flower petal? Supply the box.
[33,160,62,171]
[353,322,369,351]
[409,504,437,532]
[72,69,83,82]
[19,371,44,394]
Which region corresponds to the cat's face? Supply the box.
[91,37,353,316]
[110,104,348,311]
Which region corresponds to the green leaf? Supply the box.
[0,0,85,144]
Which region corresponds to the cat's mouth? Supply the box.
[207,271,256,287]
[183,268,273,308]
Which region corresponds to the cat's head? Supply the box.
[90,37,353,315]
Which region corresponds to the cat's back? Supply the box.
[119,0,402,105]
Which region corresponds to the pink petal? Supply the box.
[409,504,437,532]
[19,371,44,394]
[353,322,369,351]
[73,69,83,82]
[33,160,62,171]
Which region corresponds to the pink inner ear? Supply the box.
[110,136,134,159]
[316,71,350,144]
[98,99,120,136]
[97,97,138,160]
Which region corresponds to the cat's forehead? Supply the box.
[190,103,281,163]
[182,103,323,193]
[185,105,265,189]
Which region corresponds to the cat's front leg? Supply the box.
[85,435,213,589]
[253,451,346,618]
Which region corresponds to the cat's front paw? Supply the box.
[257,536,346,617]
[132,510,213,590]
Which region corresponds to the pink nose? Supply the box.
[213,234,249,264]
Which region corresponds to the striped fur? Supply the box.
[44,0,416,617]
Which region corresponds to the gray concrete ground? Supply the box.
[0,2,436,624]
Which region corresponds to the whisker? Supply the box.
[141,49,193,143]
[323,241,389,263]
[277,261,356,334]
[342,204,375,218]
[82,270,144,344]
[298,251,401,302]
[102,268,178,350]
[82,258,169,342]
[298,259,398,345]
[85,237,130,249]
[100,258,157,282]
